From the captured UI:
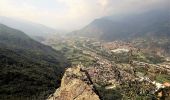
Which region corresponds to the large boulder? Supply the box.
[48,66,100,100]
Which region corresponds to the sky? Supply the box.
[0,0,169,31]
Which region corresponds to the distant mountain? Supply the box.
[72,8,170,41]
[0,16,56,38]
[0,24,69,99]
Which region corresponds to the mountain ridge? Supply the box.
[71,8,170,41]
[0,16,57,38]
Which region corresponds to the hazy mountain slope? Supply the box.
[0,16,56,38]
[73,8,170,41]
[0,24,69,100]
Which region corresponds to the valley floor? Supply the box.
[45,36,170,100]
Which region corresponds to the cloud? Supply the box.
[0,0,169,31]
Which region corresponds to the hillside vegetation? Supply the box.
[0,24,69,100]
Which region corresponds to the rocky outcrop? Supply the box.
[47,66,100,100]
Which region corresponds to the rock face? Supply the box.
[48,66,100,100]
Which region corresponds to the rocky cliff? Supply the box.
[47,66,100,100]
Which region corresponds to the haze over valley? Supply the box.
[0,0,170,100]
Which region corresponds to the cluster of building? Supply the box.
[103,41,137,51]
